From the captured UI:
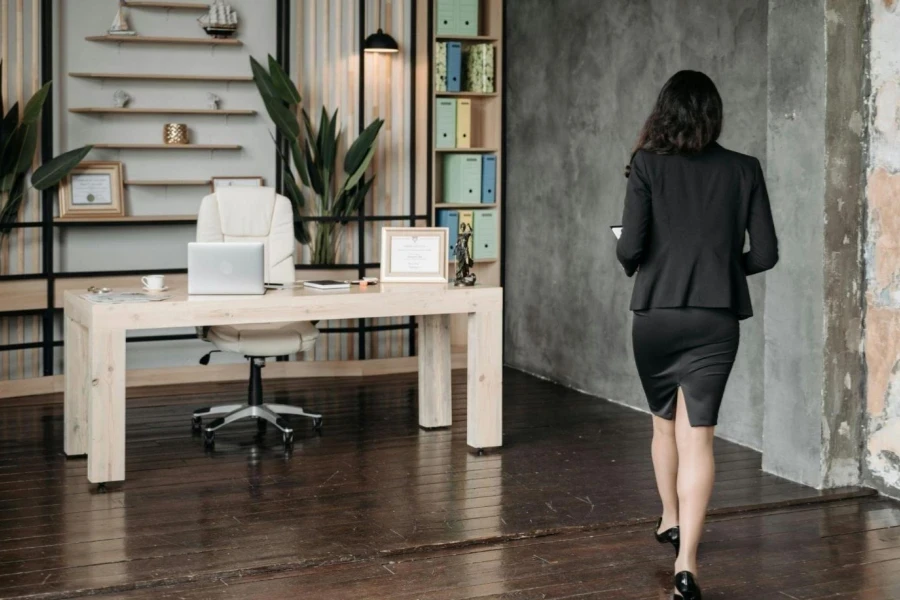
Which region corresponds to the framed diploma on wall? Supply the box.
[380,227,449,283]
[58,161,125,220]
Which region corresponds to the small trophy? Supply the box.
[453,223,476,286]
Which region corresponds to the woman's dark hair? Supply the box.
[625,70,723,177]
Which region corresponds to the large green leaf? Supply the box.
[0,173,26,237]
[345,118,384,175]
[0,102,19,158]
[267,55,301,105]
[31,145,93,190]
[305,148,324,196]
[22,82,51,124]
[261,94,300,140]
[0,122,37,176]
[281,169,311,245]
[340,144,375,196]
[335,176,374,223]
[290,139,310,187]
[301,109,317,161]
[249,56,280,102]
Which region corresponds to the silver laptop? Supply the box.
[188,242,265,295]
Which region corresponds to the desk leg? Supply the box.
[467,311,502,450]
[64,316,89,456]
[87,328,126,484]
[418,314,452,429]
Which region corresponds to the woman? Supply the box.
[616,70,778,600]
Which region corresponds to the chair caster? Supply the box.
[282,431,294,450]
[476,448,485,456]
[97,483,107,494]
[312,417,323,432]
[256,418,268,435]
[203,430,215,449]
[191,416,202,433]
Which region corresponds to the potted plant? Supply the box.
[250,55,383,265]
[0,61,93,240]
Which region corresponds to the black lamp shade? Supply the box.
[364,28,399,53]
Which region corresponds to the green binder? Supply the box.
[473,210,498,260]
[443,154,482,204]
[436,0,479,36]
[435,99,457,149]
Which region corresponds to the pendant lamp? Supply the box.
[364,0,399,53]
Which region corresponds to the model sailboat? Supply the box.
[198,1,239,38]
[108,1,136,36]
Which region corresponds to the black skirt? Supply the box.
[632,307,739,427]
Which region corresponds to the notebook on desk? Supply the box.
[303,280,351,290]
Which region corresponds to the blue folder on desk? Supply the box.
[447,42,462,92]
[436,209,460,255]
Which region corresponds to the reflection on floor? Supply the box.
[0,369,889,599]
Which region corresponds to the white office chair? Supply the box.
[190,187,321,450]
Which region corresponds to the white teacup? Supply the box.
[142,274,166,290]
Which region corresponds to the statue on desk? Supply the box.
[454,223,477,286]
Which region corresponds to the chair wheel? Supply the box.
[191,416,202,432]
[282,431,294,449]
[203,430,215,449]
[256,418,268,434]
[312,417,323,432]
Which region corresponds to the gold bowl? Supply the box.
[163,123,189,145]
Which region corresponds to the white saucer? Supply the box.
[143,286,169,293]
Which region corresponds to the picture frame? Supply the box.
[58,161,125,220]
[380,227,449,283]
[210,176,264,192]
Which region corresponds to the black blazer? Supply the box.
[616,143,778,320]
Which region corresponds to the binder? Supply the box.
[434,42,448,92]
[435,98,457,149]
[465,43,494,93]
[457,0,480,36]
[436,209,460,256]
[446,41,462,92]
[458,210,475,257]
[443,154,482,204]
[481,155,496,203]
[456,98,472,148]
[473,210,498,260]
[436,0,457,35]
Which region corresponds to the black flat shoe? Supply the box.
[673,571,702,600]
[654,517,680,556]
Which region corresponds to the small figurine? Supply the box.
[454,223,476,286]
[113,89,131,108]
[207,93,221,110]
[108,0,136,36]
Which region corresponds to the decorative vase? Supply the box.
[163,123,189,145]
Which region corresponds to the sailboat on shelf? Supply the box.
[108,1,136,36]
[198,1,239,39]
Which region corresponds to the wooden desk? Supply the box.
[63,284,503,484]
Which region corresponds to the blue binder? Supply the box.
[481,155,497,204]
[436,209,460,255]
[447,42,462,92]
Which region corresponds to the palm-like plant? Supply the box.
[250,55,383,264]
[0,60,93,241]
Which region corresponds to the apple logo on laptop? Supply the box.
[219,261,233,275]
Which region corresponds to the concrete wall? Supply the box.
[865,0,900,497]
[504,0,769,448]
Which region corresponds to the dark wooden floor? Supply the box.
[0,369,893,599]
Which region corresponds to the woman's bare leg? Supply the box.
[651,413,679,532]
[673,387,716,577]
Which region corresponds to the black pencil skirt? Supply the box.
[632,307,739,427]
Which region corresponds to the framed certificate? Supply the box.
[380,227,449,283]
[58,161,125,219]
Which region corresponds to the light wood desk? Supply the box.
[63,284,503,485]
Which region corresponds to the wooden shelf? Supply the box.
[86,35,242,46]
[449,258,498,263]
[124,1,208,9]
[125,180,211,186]
[93,143,241,150]
[435,91,498,98]
[434,148,498,153]
[55,216,197,224]
[435,35,497,42]
[69,72,253,83]
[435,203,497,209]
[70,108,256,116]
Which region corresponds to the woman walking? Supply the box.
[616,70,778,599]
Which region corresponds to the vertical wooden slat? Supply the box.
[15,0,24,378]
[1,0,9,379]
[30,0,40,376]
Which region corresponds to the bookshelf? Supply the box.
[417,0,503,346]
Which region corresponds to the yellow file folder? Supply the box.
[456,98,472,148]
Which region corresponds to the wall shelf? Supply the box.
[86,35,242,46]
[435,91,498,98]
[93,143,242,150]
[70,108,256,116]
[435,203,497,209]
[69,72,253,83]
[435,147,498,153]
[435,35,497,42]
[125,180,211,186]
[55,216,197,225]
[123,1,208,9]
